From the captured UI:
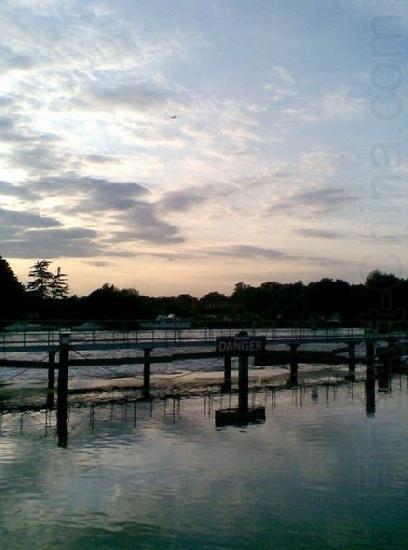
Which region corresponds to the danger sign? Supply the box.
[216,336,266,355]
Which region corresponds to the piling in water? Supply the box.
[57,334,70,448]
[238,353,249,413]
[288,343,299,386]
[223,354,232,391]
[48,350,55,391]
[143,348,152,399]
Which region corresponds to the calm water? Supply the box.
[1,375,408,549]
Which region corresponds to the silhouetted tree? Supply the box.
[0,256,25,319]
[199,292,232,314]
[50,267,69,299]
[85,283,142,319]
[27,260,53,299]
[366,270,400,290]
[364,270,406,326]
[3,255,408,327]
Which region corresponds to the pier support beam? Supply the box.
[386,337,400,368]
[238,353,249,413]
[57,334,70,448]
[288,343,299,387]
[378,338,395,393]
[48,350,55,391]
[378,362,392,393]
[143,348,153,399]
[348,342,356,373]
[223,354,232,391]
[365,367,376,417]
[366,340,376,372]
[365,339,376,417]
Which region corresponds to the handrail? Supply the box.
[4,326,408,350]
[0,331,404,351]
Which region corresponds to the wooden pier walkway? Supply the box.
[0,327,405,395]
[0,327,402,355]
[0,327,405,444]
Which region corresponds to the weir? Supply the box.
[1,327,408,430]
[0,329,407,375]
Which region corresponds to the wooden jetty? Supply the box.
[0,326,407,436]
[0,327,407,384]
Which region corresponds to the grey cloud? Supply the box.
[85,154,120,164]
[129,201,184,244]
[0,46,35,73]
[0,208,60,228]
[359,233,408,244]
[0,109,82,177]
[80,77,185,113]
[157,188,207,212]
[11,143,71,173]
[2,240,97,259]
[111,202,184,244]
[205,245,287,260]
[0,115,33,143]
[22,227,97,240]
[295,228,346,239]
[0,96,17,109]
[0,210,103,260]
[0,226,24,240]
[1,227,102,259]
[28,175,184,244]
[0,119,70,175]
[268,187,358,215]
[201,244,345,267]
[0,181,33,199]
[31,175,149,211]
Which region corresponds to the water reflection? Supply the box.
[1,373,408,548]
[365,369,376,417]
[1,370,406,443]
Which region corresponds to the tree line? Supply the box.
[0,255,407,327]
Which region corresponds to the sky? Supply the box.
[1,0,408,296]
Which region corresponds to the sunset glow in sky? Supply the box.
[1,0,407,295]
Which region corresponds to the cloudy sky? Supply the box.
[1,0,407,295]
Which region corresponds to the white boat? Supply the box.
[139,314,191,330]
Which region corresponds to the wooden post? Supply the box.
[224,354,232,391]
[364,339,376,416]
[143,348,152,399]
[386,337,400,367]
[348,342,356,373]
[289,343,299,386]
[57,333,70,448]
[378,362,392,393]
[365,367,376,416]
[238,353,249,413]
[48,350,55,391]
[378,338,394,393]
[366,340,375,371]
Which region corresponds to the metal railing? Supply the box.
[0,326,385,353]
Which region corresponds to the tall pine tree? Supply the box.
[27,260,54,299]
[50,267,69,299]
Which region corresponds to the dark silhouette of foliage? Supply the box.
[85,284,142,319]
[0,256,25,319]
[1,254,408,326]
